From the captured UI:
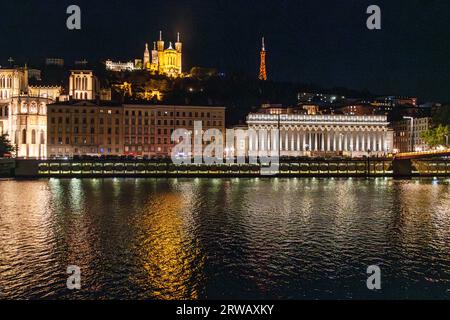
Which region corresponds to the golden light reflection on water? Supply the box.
[134,188,204,300]
[392,181,450,250]
[0,178,449,299]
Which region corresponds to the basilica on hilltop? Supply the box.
[143,31,183,78]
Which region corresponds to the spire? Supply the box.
[159,30,162,41]
[145,43,149,51]
[153,42,156,50]
[168,42,173,49]
[259,36,267,81]
[177,32,180,43]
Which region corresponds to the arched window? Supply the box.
[40,130,45,144]
[22,129,27,144]
[30,102,37,113]
[14,130,18,144]
[31,130,36,144]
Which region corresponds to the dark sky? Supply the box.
[1,0,450,101]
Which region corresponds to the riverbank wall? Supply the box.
[9,158,450,178]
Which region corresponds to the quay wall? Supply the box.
[10,158,450,178]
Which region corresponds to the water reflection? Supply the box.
[0,178,448,299]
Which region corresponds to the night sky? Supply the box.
[1,0,450,101]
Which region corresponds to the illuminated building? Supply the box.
[47,101,124,158]
[69,70,98,100]
[123,104,225,156]
[144,31,183,77]
[392,117,432,152]
[105,60,136,72]
[6,96,49,158]
[259,37,267,81]
[0,67,28,101]
[0,67,54,158]
[46,102,225,158]
[247,111,393,157]
[339,104,375,116]
[28,85,62,101]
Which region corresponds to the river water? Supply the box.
[0,178,449,299]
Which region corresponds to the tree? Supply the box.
[421,124,450,148]
[0,134,15,157]
[433,105,450,126]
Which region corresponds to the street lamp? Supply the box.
[403,116,414,152]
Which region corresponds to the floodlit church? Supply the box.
[143,31,183,77]
[0,66,61,158]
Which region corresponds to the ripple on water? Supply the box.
[0,178,449,299]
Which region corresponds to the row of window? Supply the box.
[50,136,120,145]
[50,127,119,134]
[51,117,121,125]
[49,109,224,119]
[14,129,46,145]
[0,76,12,89]
[124,110,221,118]
[50,109,120,114]
[50,117,222,127]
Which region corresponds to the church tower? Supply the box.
[175,32,182,74]
[259,37,267,81]
[143,43,150,69]
[151,42,158,66]
[157,31,165,74]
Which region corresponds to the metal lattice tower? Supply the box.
[259,37,267,81]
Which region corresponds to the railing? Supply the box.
[33,159,393,177]
[12,158,450,177]
[395,149,450,160]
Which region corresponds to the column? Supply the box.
[373,134,377,152]
[378,132,382,152]
[333,133,337,151]
[303,131,306,151]
[327,132,331,152]
[291,129,295,152]
[356,133,360,152]
[361,132,365,151]
[314,132,318,151]
[284,129,289,151]
[321,131,325,151]
[344,132,348,151]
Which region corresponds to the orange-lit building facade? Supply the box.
[123,105,225,156]
[47,101,124,158]
[47,102,225,158]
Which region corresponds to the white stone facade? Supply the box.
[247,114,393,157]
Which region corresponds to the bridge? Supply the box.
[394,149,450,160]
[393,149,450,176]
